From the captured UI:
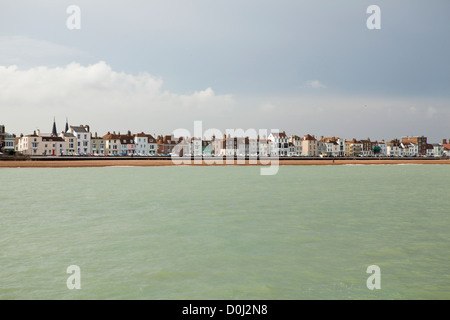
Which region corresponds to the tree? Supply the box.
[373,146,381,156]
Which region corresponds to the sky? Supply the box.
[1,0,449,141]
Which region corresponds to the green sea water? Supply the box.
[0,165,449,299]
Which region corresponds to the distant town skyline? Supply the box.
[1,0,449,141]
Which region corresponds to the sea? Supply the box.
[0,165,449,299]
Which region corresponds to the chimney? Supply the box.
[86,125,90,132]
[36,129,40,136]
[127,130,131,136]
[443,139,447,145]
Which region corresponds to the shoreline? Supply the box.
[1,158,450,168]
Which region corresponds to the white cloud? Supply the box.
[0,61,235,135]
[0,36,86,66]
[426,106,437,119]
[304,80,327,89]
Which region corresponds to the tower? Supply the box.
[65,117,69,133]
[52,117,57,136]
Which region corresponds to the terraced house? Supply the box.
[119,132,136,156]
[302,134,317,156]
[102,132,121,155]
[134,132,157,156]
[157,135,180,155]
[59,132,77,155]
[91,132,105,155]
[67,125,91,155]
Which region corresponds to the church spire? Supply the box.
[65,117,69,133]
[52,117,57,136]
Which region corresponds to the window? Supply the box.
[84,134,87,139]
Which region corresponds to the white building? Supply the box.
[134,132,157,156]
[67,125,91,155]
[387,139,404,157]
[59,132,77,155]
[374,141,387,156]
[4,133,16,153]
[16,132,66,156]
[432,143,444,157]
[401,142,418,157]
[288,135,302,156]
[268,131,288,156]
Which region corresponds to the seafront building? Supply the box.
[0,125,5,152]
[119,131,136,156]
[134,132,157,156]
[442,140,450,157]
[157,135,180,155]
[3,119,449,158]
[16,131,66,156]
[59,132,77,155]
[91,132,105,155]
[402,136,427,156]
[302,134,318,156]
[67,125,91,155]
[288,135,302,156]
[268,131,289,156]
[387,139,405,157]
[3,132,16,153]
[102,132,121,155]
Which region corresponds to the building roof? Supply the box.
[270,131,287,138]
[61,132,75,138]
[119,135,135,145]
[102,132,121,140]
[42,136,65,142]
[157,135,180,145]
[303,134,316,141]
[70,125,89,133]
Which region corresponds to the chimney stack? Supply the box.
[444,139,447,145]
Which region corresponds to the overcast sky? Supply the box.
[1,0,449,141]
